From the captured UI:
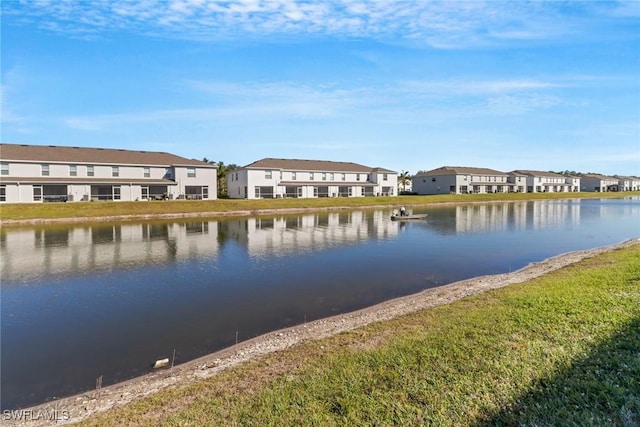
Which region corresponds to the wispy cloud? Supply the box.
[4,1,634,47]
[61,75,571,130]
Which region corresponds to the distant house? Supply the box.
[0,143,217,203]
[226,158,397,199]
[615,176,640,192]
[581,174,620,192]
[412,166,513,195]
[509,170,580,193]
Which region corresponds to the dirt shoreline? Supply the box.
[4,238,637,426]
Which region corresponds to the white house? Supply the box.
[581,174,620,192]
[412,166,513,195]
[509,170,580,193]
[227,158,397,199]
[0,144,217,203]
[616,176,640,191]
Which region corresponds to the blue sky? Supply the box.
[2,1,639,176]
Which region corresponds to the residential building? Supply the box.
[412,166,513,195]
[509,170,580,193]
[616,176,640,192]
[0,144,217,203]
[226,158,397,199]
[581,174,620,192]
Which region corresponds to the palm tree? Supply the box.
[398,170,411,193]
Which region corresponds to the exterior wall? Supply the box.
[413,173,510,195]
[227,169,249,199]
[412,174,457,194]
[581,177,619,192]
[227,166,397,199]
[173,166,217,200]
[509,176,527,193]
[0,158,216,203]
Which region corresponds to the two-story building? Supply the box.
[616,176,640,192]
[581,174,620,192]
[509,170,580,193]
[227,158,397,199]
[412,166,513,195]
[0,144,217,203]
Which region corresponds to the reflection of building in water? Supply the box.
[529,201,581,230]
[0,221,219,281]
[454,203,519,234]
[219,210,397,258]
[431,201,582,235]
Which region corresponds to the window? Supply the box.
[356,174,360,181]
[265,170,272,179]
[309,172,314,180]
[70,165,77,176]
[87,165,94,176]
[42,164,50,176]
[1,162,8,176]
[187,167,196,178]
[330,173,335,181]
[144,167,150,178]
[292,171,297,180]
[0,185,5,201]
[322,173,327,180]
[383,174,388,181]
[342,173,346,181]
[112,166,119,177]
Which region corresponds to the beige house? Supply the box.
[510,170,580,193]
[227,158,397,199]
[0,144,217,203]
[412,166,513,195]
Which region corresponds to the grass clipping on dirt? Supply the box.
[82,244,640,427]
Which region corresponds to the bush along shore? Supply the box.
[8,240,637,426]
[0,192,637,225]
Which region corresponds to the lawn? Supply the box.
[78,242,640,426]
[1,191,636,222]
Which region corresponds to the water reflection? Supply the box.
[221,210,396,258]
[1,222,219,282]
[1,198,638,410]
[422,200,583,235]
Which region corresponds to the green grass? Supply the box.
[79,243,640,426]
[0,192,636,222]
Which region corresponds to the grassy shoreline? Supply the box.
[74,242,640,426]
[0,192,637,224]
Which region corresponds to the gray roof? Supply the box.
[242,158,395,173]
[582,173,617,180]
[415,166,508,177]
[511,170,567,178]
[0,144,214,168]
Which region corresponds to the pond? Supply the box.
[1,197,639,409]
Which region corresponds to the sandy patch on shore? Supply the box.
[4,239,638,426]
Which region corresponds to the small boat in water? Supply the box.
[390,214,428,221]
